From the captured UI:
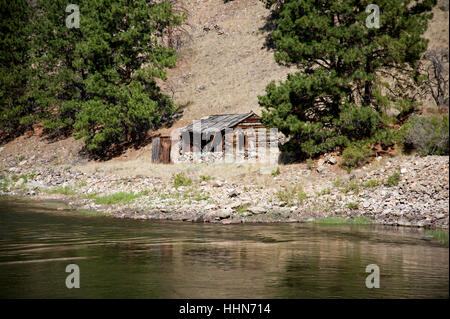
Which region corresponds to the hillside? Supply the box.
[161,0,449,129]
[156,0,296,131]
[0,0,448,163]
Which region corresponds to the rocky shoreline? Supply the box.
[0,154,448,229]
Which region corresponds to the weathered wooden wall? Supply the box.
[152,136,172,164]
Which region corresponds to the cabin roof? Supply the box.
[181,111,258,133]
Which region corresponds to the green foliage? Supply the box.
[333,178,343,187]
[399,114,449,155]
[173,172,192,188]
[317,188,331,196]
[384,171,401,187]
[352,216,372,225]
[0,0,34,140]
[426,231,449,245]
[200,175,211,182]
[271,166,280,176]
[2,0,184,156]
[237,205,248,214]
[362,179,381,188]
[340,143,374,168]
[47,186,77,195]
[277,184,307,206]
[94,191,146,204]
[0,174,10,192]
[343,181,360,194]
[346,201,359,210]
[313,216,371,225]
[259,0,436,159]
[336,104,382,140]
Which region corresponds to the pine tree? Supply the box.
[29,0,184,155]
[0,0,33,140]
[259,0,436,158]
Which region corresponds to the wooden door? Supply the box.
[151,136,172,164]
[159,136,172,164]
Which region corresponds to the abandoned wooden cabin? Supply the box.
[151,111,280,164]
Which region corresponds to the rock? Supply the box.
[397,218,412,226]
[316,166,325,173]
[328,156,337,165]
[416,220,431,227]
[192,215,204,223]
[247,206,266,214]
[204,204,216,210]
[439,1,449,11]
[421,235,433,241]
[15,178,25,188]
[212,180,223,187]
[218,208,232,219]
[221,219,240,225]
[229,189,239,198]
[400,168,407,174]
[19,160,27,166]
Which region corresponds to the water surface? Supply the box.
[0,199,448,298]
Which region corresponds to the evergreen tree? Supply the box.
[258,0,436,158]
[29,0,184,155]
[0,0,33,140]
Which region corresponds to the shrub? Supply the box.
[237,205,248,214]
[371,128,396,148]
[277,184,307,206]
[336,104,382,140]
[313,216,371,225]
[271,167,280,176]
[339,143,374,168]
[346,201,359,210]
[173,172,192,188]
[0,175,10,192]
[47,186,77,195]
[400,114,449,155]
[343,181,360,194]
[384,172,401,187]
[95,191,145,204]
[362,179,380,188]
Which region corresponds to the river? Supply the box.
[0,198,448,298]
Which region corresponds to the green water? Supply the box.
[0,198,448,298]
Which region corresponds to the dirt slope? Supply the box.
[1,0,448,163]
[157,0,295,130]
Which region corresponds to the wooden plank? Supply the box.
[159,137,172,164]
[152,137,160,163]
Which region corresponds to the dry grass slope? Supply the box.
[160,0,449,132]
[157,0,295,131]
